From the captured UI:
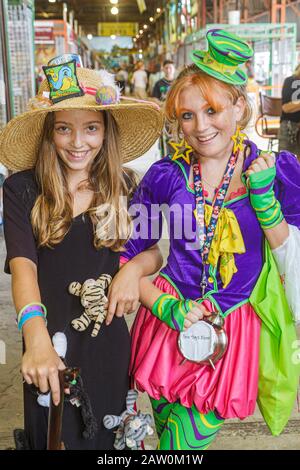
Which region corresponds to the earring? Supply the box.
[178,128,184,140]
[168,138,193,164]
[231,126,247,154]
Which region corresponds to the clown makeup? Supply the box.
[53,110,105,177]
[178,84,245,161]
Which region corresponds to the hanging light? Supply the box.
[139,29,143,34]
[87,34,93,40]
[111,6,119,15]
[48,0,56,3]
[110,0,118,4]
[149,17,154,22]
[156,7,161,13]
[143,24,148,29]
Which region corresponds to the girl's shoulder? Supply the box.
[142,155,183,186]
[4,169,37,194]
[274,149,300,183]
[4,169,38,212]
[243,139,300,178]
[132,156,182,204]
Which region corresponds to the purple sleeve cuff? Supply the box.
[250,182,273,195]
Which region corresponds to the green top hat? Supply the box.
[190,29,253,86]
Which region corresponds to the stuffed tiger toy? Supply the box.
[68,273,112,337]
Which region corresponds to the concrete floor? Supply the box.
[0,132,299,450]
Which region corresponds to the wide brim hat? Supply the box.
[0,66,164,172]
[190,29,253,86]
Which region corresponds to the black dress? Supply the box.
[3,170,130,450]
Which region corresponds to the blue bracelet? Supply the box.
[17,302,47,325]
[18,311,46,331]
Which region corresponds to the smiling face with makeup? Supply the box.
[53,110,105,177]
[178,84,245,161]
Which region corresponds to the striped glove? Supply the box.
[248,166,284,230]
[151,294,193,332]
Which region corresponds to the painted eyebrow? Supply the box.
[178,104,211,113]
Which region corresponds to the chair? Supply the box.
[255,92,282,151]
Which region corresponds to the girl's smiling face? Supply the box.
[177,84,245,160]
[53,110,105,173]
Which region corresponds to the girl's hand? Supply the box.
[21,343,66,406]
[106,264,141,325]
[184,301,211,330]
[245,151,275,179]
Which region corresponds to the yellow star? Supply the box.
[231,128,247,154]
[169,139,193,164]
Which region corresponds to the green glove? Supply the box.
[151,294,193,332]
[248,166,284,230]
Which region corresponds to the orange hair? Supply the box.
[165,64,252,139]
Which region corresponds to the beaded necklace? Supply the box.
[193,151,239,296]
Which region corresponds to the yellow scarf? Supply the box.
[195,205,246,288]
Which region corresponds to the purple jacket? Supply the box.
[124,141,300,315]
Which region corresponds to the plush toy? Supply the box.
[123,412,154,450]
[103,389,154,450]
[37,332,98,441]
[69,274,112,337]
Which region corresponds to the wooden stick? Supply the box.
[47,368,79,450]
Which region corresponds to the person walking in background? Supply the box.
[278,64,300,158]
[132,61,148,99]
[116,64,128,95]
[148,63,163,96]
[152,60,176,102]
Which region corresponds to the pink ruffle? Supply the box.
[130,276,261,420]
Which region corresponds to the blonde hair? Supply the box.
[136,61,144,70]
[31,111,137,251]
[165,64,252,140]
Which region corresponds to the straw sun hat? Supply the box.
[0,57,164,172]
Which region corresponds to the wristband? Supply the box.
[151,294,193,332]
[248,166,284,229]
